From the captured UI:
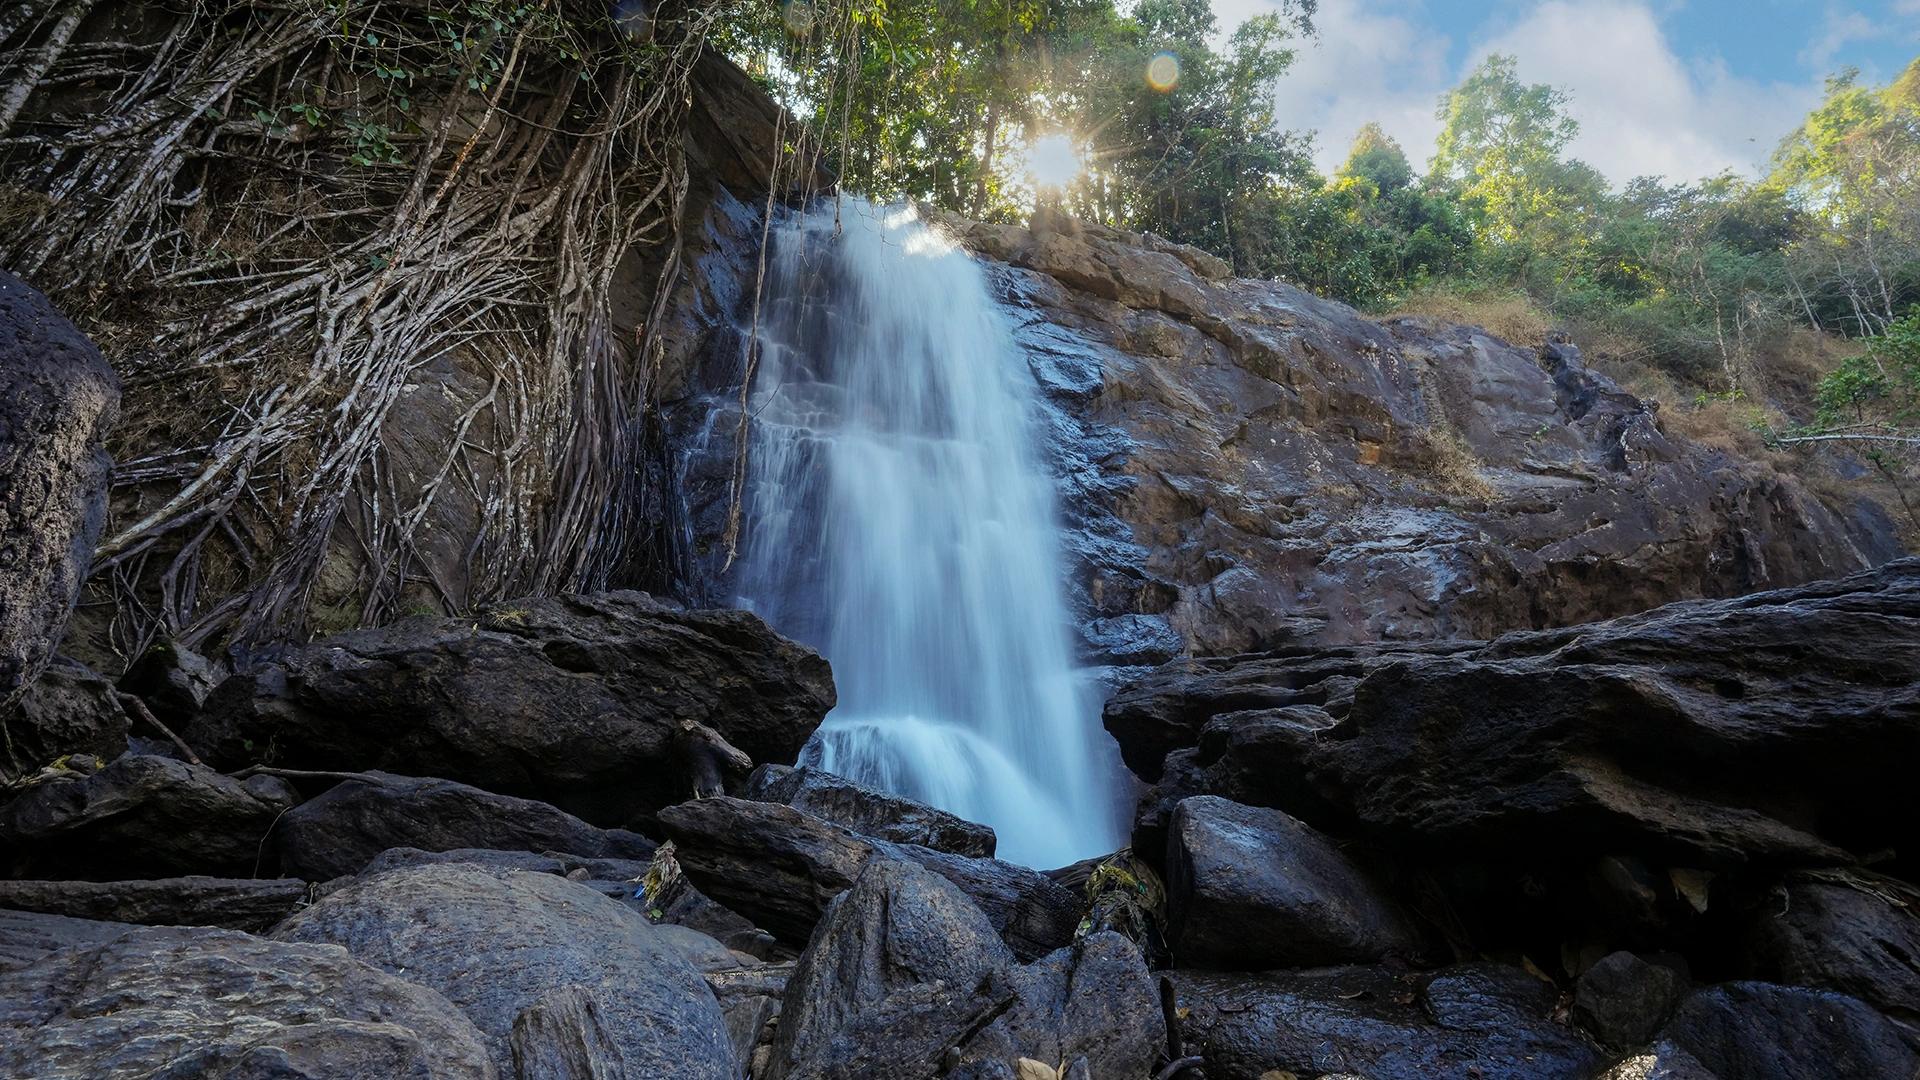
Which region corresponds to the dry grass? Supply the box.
[1385,281,1554,349]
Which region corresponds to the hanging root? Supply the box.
[0,0,726,655]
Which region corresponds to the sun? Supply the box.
[1023,133,1084,190]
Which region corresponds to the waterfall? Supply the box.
[731,200,1119,867]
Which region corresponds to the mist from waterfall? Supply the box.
[731,199,1119,868]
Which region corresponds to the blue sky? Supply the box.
[1219,0,1920,183]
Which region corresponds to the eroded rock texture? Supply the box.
[1109,560,1920,874]
[0,925,496,1079]
[0,270,118,716]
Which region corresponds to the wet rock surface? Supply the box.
[187,592,834,825]
[748,763,998,858]
[1655,981,1920,1079]
[1733,871,1920,1021]
[274,862,736,1079]
[274,771,656,880]
[0,270,119,717]
[1167,795,1419,969]
[0,925,495,1079]
[0,656,128,779]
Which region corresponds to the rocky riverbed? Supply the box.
[6,104,1920,1077]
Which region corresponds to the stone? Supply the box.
[657,795,1080,959]
[188,592,834,825]
[1737,872,1920,1021]
[0,754,298,879]
[1573,951,1688,1049]
[0,925,493,1079]
[767,858,1161,1080]
[1656,982,1920,1080]
[0,875,308,931]
[273,862,735,1079]
[0,656,128,779]
[1170,962,1602,1080]
[1165,795,1419,969]
[748,763,997,857]
[0,907,132,972]
[274,771,656,880]
[1106,561,1920,870]
[0,270,119,714]
[117,638,220,729]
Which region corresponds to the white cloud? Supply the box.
[1799,6,1877,72]
[1473,1,1822,184]
[1257,0,1453,175]
[1228,0,1826,185]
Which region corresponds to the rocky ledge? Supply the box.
[0,558,1912,1078]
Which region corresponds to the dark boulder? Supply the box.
[1107,561,1920,870]
[657,795,1080,959]
[0,925,493,1079]
[1171,962,1601,1080]
[1655,982,1920,1080]
[0,875,308,932]
[274,862,735,1079]
[0,270,119,714]
[358,845,652,885]
[1166,795,1418,969]
[748,763,997,858]
[1735,871,1920,1022]
[0,656,128,779]
[188,592,834,824]
[767,858,1160,1080]
[0,754,297,879]
[117,638,220,729]
[274,771,655,880]
[1572,951,1688,1049]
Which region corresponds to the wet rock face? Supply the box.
[0,876,309,933]
[187,592,834,825]
[0,925,495,1079]
[0,657,128,779]
[1655,982,1920,1080]
[1165,795,1419,970]
[1108,561,1920,874]
[929,213,1883,657]
[0,271,119,714]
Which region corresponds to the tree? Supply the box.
[1430,55,1581,245]
[1337,122,1412,194]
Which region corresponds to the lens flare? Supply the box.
[1023,133,1083,190]
[1146,51,1180,92]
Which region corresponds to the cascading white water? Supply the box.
[732,199,1118,867]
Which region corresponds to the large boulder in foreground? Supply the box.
[0,270,119,717]
[188,592,834,824]
[656,795,1080,959]
[1171,963,1600,1080]
[0,925,493,1079]
[1166,795,1419,970]
[1109,560,1920,871]
[747,763,997,858]
[767,858,1161,1080]
[0,754,298,879]
[274,771,655,880]
[273,862,735,1079]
